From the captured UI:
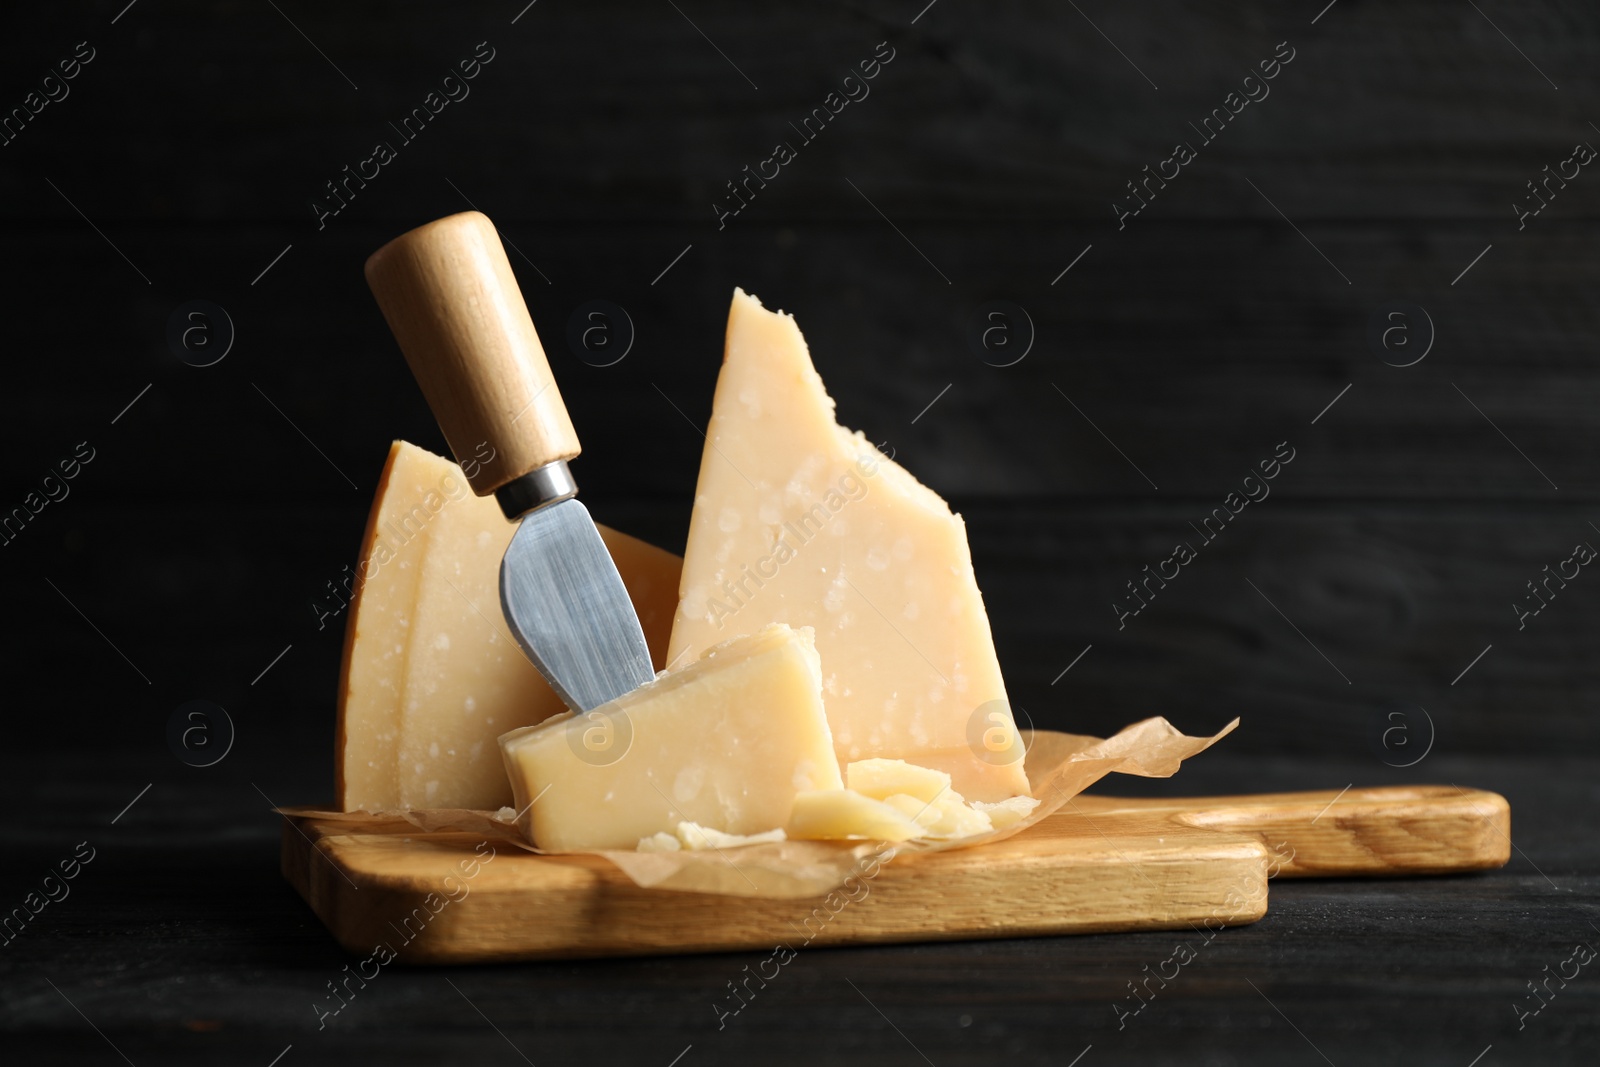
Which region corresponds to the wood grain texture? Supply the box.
[283,809,1271,963]
[1073,786,1511,878]
[364,211,579,494]
[279,786,1506,962]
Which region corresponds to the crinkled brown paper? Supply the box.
[280,716,1236,899]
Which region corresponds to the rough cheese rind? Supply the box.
[667,289,1030,801]
[336,443,428,810]
[336,441,681,811]
[499,624,842,852]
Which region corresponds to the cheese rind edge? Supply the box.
[336,441,681,811]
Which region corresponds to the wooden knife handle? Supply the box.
[365,211,579,496]
[1071,785,1511,877]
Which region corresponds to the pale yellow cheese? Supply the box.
[337,441,681,811]
[398,464,535,809]
[882,792,993,839]
[787,789,924,842]
[847,757,952,803]
[498,624,842,851]
[972,796,1041,830]
[667,289,1030,801]
[336,444,429,811]
[636,831,680,852]
[677,822,787,850]
[794,757,1035,841]
[636,822,788,852]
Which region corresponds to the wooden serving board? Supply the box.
[282,785,1508,962]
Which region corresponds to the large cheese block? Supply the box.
[499,624,843,851]
[337,441,681,811]
[666,290,1029,802]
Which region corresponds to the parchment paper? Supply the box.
[280,715,1237,899]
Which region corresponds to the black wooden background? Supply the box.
[2,1,1597,1064]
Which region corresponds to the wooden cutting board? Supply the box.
[281,785,1508,962]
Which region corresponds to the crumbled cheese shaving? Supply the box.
[637,822,787,852]
[636,831,682,853]
[971,795,1041,830]
[794,758,1042,841]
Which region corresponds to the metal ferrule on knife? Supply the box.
[495,459,578,521]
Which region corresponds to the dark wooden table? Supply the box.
[2,750,1594,1066]
[3,1,1598,1061]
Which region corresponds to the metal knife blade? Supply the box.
[364,211,656,715]
[499,498,655,712]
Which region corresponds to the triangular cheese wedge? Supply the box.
[500,624,841,852]
[337,441,681,811]
[666,290,1029,801]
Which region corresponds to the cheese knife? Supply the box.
[364,211,655,713]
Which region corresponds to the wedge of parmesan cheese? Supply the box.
[667,289,1030,802]
[337,441,680,811]
[499,624,842,852]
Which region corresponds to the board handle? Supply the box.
[1081,785,1511,878]
[365,211,579,499]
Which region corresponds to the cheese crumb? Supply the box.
[971,795,1041,830]
[788,789,924,841]
[882,791,992,838]
[847,757,949,803]
[636,832,682,852]
[667,822,786,851]
[787,758,1040,841]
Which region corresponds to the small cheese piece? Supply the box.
[499,624,842,852]
[667,289,1030,802]
[637,822,787,852]
[337,441,681,811]
[847,758,952,804]
[971,796,1041,830]
[674,822,787,850]
[882,792,993,839]
[636,832,681,853]
[798,755,1019,841]
[787,790,924,842]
